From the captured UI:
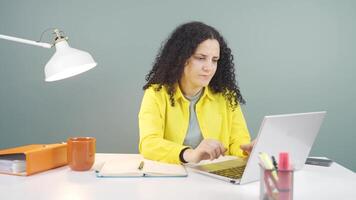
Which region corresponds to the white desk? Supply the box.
[0,153,355,200]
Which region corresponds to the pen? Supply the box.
[271,156,278,170]
[138,161,144,170]
[258,152,278,181]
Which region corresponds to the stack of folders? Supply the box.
[0,154,26,174]
[0,143,67,176]
[96,154,188,177]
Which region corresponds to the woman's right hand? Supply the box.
[183,139,227,163]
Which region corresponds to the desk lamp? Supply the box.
[0,29,97,81]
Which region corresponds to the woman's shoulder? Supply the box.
[206,87,227,100]
[207,87,241,110]
[145,84,165,92]
[143,84,169,98]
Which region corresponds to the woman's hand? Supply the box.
[183,139,227,163]
[240,139,256,155]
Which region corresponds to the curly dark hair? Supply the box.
[143,21,245,109]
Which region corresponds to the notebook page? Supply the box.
[98,154,143,176]
[143,159,187,176]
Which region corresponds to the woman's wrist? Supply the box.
[179,147,191,163]
[183,148,195,163]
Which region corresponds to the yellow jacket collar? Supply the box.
[174,84,215,102]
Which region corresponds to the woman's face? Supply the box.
[180,39,220,91]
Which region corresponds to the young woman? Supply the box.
[139,21,254,164]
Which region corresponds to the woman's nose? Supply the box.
[203,60,214,71]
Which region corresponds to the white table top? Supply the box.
[0,153,355,200]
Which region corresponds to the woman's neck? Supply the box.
[179,82,203,98]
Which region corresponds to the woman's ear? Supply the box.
[184,58,190,66]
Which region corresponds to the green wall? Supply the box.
[1,0,355,171]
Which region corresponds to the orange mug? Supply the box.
[67,137,96,171]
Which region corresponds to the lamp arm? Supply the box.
[0,34,52,49]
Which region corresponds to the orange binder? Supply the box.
[0,143,68,176]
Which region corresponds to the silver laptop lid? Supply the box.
[240,111,326,184]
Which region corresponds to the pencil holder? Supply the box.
[259,164,294,200]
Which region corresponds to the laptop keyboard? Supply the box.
[209,165,245,179]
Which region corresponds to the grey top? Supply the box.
[183,89,204,149]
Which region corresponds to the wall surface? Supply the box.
[1,0,355,171]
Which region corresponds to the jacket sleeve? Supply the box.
[138,87,186,164]
[228,104,251,158]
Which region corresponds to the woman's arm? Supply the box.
[138,87,187,164]
[228,104,251,157]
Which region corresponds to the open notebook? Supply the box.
[96,154,187,177]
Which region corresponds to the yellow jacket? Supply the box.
[138,84,251,164]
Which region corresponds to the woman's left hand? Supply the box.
[240,139,256,155]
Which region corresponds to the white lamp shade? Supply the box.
[44,40,97,82]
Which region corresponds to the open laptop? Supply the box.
[187,111,326,184]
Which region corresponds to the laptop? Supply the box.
[187,111,326,184]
